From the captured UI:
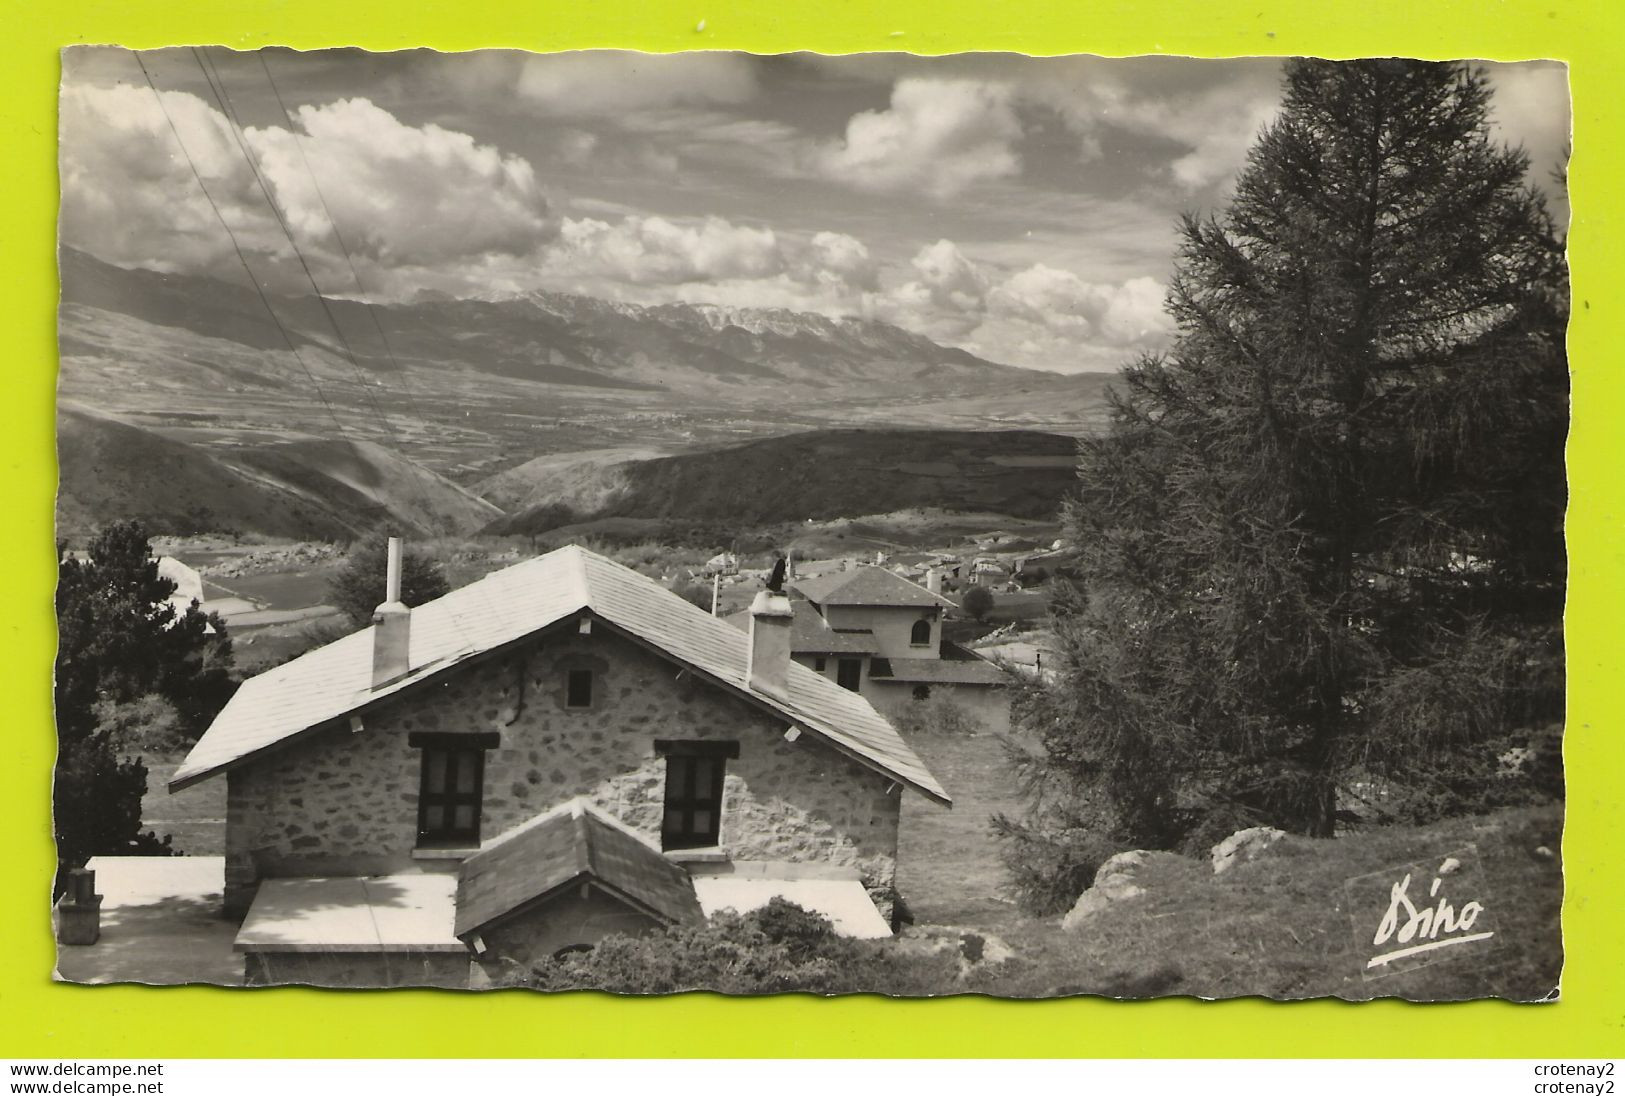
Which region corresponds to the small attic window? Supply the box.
[910,619,932,646]
[566,669,594,708]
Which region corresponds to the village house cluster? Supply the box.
[727,563,1013,733]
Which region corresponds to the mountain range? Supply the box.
[56,247,1113,541]
[58,246,1031,398]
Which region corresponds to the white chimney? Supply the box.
[746,590,794,700]
[926,567,943,596]
[372,536,411,689]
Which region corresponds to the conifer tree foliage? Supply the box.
[999,60,1566,901]
[328,535,452,627]
[54,521,237,875]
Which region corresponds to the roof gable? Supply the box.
[455,799,702,936]
[171,545,948,803]
[792,566,957,609]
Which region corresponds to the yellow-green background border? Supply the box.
[3,0,1619,1059]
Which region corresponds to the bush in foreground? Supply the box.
[506,899,958,995]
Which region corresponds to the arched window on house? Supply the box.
[910,618,932,647]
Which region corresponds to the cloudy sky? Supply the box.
[60,49,1569,372]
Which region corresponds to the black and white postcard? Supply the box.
[53,48,1568,999]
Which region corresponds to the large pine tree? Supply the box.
[1001,60,1566,903]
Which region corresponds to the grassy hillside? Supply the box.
[58,407,502,541]
[233,438,502,537]
[474,445,663,513]
[487,428,1080,534]
[1026,805,1563,1001]
[56,406,357,541]
[898,726,1562,1001]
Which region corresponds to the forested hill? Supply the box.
[485,429,1080,534]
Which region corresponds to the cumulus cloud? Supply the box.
[549,215,783,285]
[909,238,990,310]
[813,78,1022,199]
[1019,64,1284,191]
[59,82,276,274]
[57,66,1167,371]
[988,264,1169,345]
[803,231,880,293]
[537,217,880,310]
[252,98,553,267]
[871,239,1172,370]
[60,85,554,295]
[516,51,759,116]
[795,55,1286,194]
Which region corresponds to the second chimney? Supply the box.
[746,589,794,700]
[372,536,411,689]
[925,567,943,596]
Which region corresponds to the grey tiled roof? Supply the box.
[172,545,948,803]
[791,565,957,609]
[724,601,878,654]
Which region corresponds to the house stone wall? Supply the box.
[819,604,941,660]
[224,626,904,917]
[475,887,663,973]
[792,651,872,691]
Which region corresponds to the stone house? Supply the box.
[170,542,948,987]
[726,565,1013,734]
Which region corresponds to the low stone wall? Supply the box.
[243,951,470,989]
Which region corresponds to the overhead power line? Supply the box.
[177,47,493,656]
[189,50,473,557]
[252,49,474,510]
[255,51,418,393]
[189,47,397,435]
[131,49,357,451]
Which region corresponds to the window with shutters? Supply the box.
[411,732,496,847]
[655,740,737,850]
